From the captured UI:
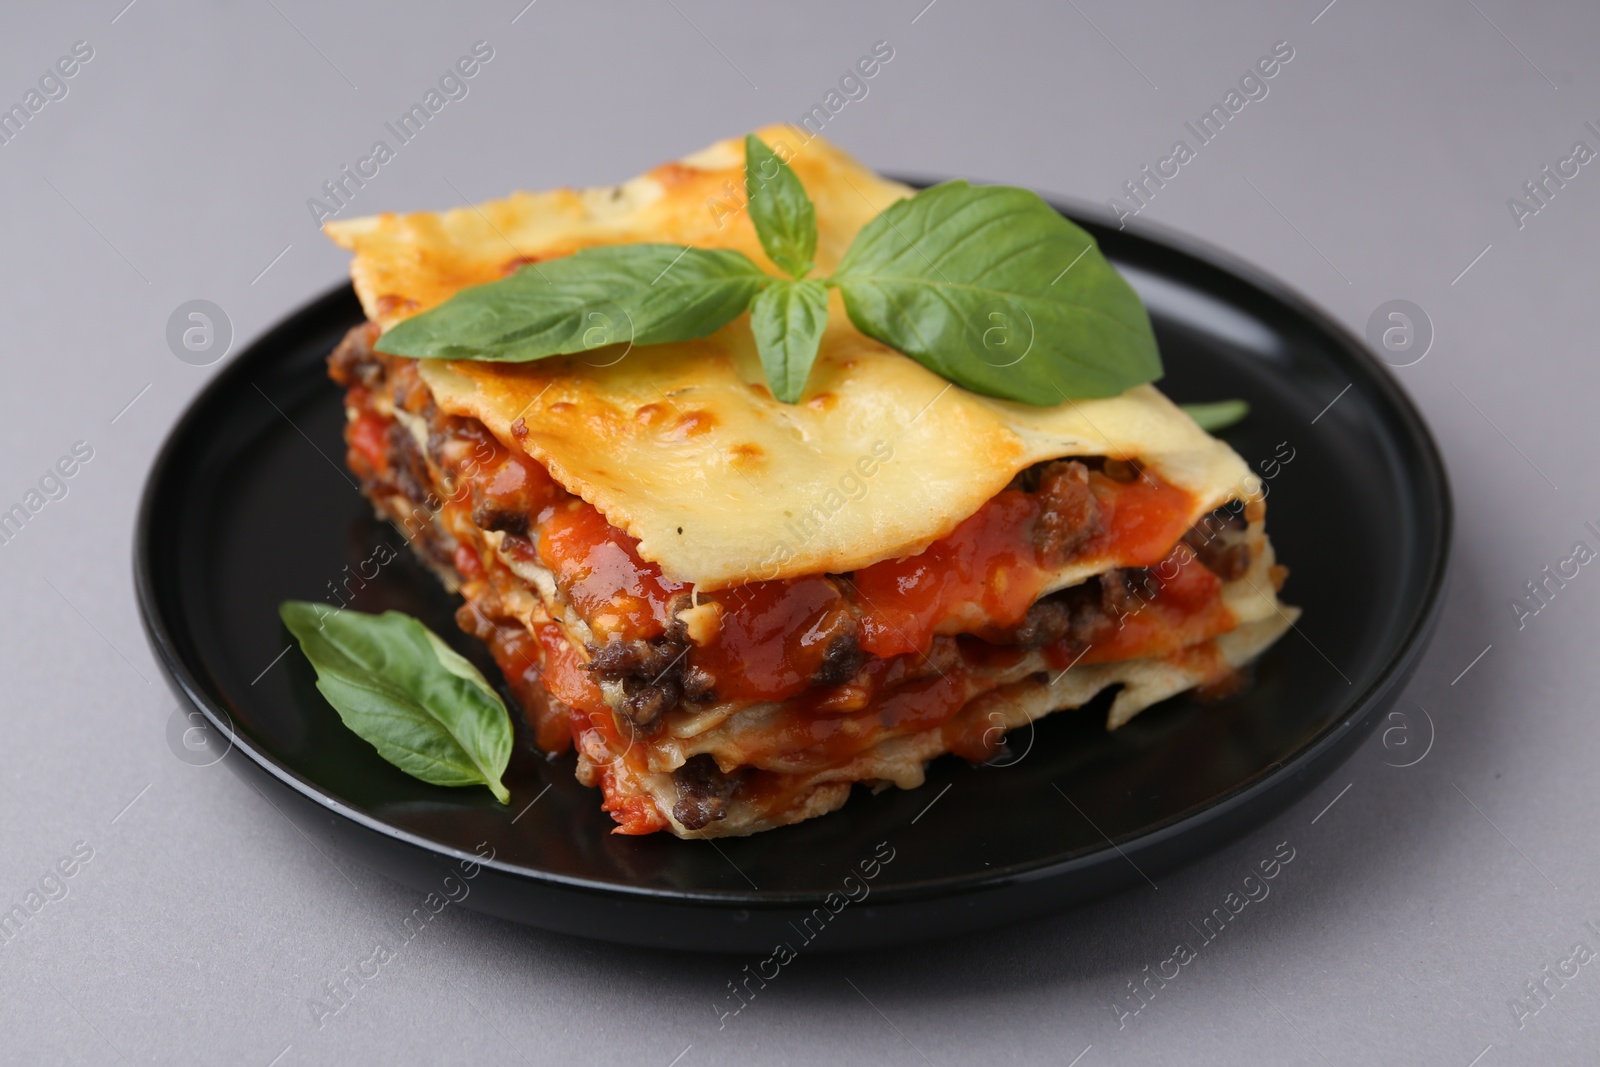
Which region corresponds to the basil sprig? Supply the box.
[280,602,513,803]
[745,135,816,279]
[830,181,1160,402]
[1181,399,1250,433]
[749,278,829,403]
[376,135,1162,405]
[373,244,768,363]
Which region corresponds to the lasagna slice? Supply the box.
[322,128,1297,838]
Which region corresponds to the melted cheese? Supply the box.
[326,128,1260,589]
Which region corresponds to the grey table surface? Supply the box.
[2,0,1596,1063]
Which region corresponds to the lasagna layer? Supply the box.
[320,130,1298,837]
[329,326,1295,837]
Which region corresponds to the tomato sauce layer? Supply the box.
[538,502,687,641]
[852,471,1196,659]
[1076,542,1232,666]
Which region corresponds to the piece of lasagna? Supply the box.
[322,129,1297,838]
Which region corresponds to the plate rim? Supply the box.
[133,191,1453,910]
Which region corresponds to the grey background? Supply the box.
[0,0,1594,1063]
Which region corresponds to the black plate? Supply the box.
[135,197,1450,953]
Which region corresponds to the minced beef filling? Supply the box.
[327,320,384,389]
[587,615,694,732]
[671,754,743,831]
[811,627,866,687]
[1031,459,1103,562]
[1183,508,1252,581]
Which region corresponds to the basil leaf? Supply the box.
[750,279,830,402]
[830,181,1162,403]
[1181,399,1250,433]
[374,244,771,363]
[744,135,817,278]
[279,601,513,803]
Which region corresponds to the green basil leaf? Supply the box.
[750,279,830,403]
[830,181,1162,403]
[745,135,817,278]
[279,601,513,803]
[374,244,771,363]
[1181,399,1250,433]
